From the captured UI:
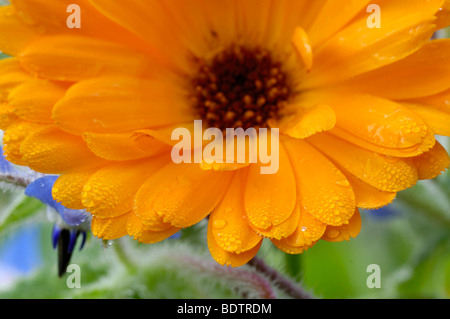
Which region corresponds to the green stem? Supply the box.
[284,254,302,280]
[111,239,137,274]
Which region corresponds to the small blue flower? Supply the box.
[364,205,398,220]
[25,176,88,226]
[52,224,86,253]
[52,223,87,277]
[23,176,90,277]
[169,232,181,240]
[1,147,89,276]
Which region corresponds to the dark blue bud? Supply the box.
[79,231,87,251]
[67,230,79,255]
[52,224,62,250]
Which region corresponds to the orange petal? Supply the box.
[0,58,31,100]
[134,162,232,228]
[136,122,202,148]
[341,39,450,100]
[207,218,262,267]
[2,119,44,165]
[307,0,371,47]
[0,57,25,74]
[284,209,326,246]
[19,35,151,81]
[271,209,325,254]
[412,141,450,180]
[322,209,362,242]
[244,143,297,230]
[53,77,193,135]
[127,212,181,244]
[251,203,300,240]
[8,79,66,123]
[411,88,450,112]
[291,27,313,71]
[436,0,450,29]
[303,0,441,88]
[308,133,418,192]
[343,170,396,209]
[11,0,146,49]
[210,172,262,254]
[283,137,355,226]
[271,104,336,139]
[322,92,434,152]
[83,131,170,161]
[330,126,435,158]
[271,238,314,255]
[53,169,99,210]
[89,0,189,72]
[20,125,106,174]
[0,103,18,130]
[403,102,450,137]
[0,5,37,55]
[199,128,262,172]
[82,156,168,218]
[91,212,130,240]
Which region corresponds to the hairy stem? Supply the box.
[111,239,138,274]
[0,173,31,188]
[248,256,314,299]
[178,254,277,299]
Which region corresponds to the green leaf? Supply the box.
[396,180,450,227]
[0,195,45,234]
[397,235,450,298]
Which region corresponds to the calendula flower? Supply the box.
[1,0,450,267]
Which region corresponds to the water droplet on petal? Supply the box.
[327,229,340,239]
[336,179,350,187]
[213,219,227,229]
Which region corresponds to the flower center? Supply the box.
[191,46,291,131]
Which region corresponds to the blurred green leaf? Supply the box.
[0,194,45,234]
[396,180,450,227]
[398,235,450,298]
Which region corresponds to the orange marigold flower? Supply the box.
[1,0,450,266]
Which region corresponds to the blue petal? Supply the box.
[169,232,181,240]
[67,230,78,255]
[364,206,398,220]
[56,206,88,226]
[79,232,87,251]
[25,176,60,210]
[25,176,88,226]
[52,224,62,250]
[0,147,18,175]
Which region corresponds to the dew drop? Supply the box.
[327,229,340,239]
[336,179,350,187]
[213,219,227,229]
